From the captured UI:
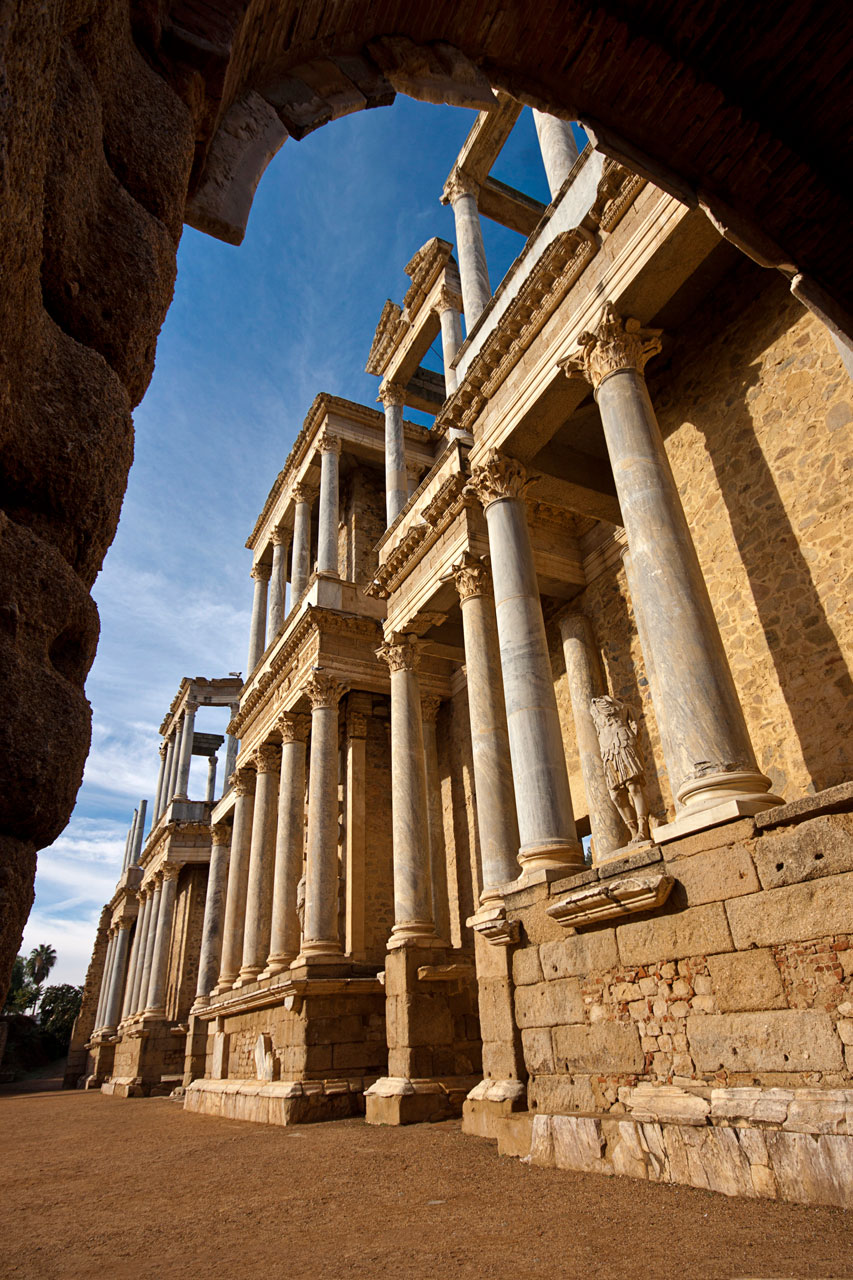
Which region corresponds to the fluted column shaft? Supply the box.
[247,562,271,675]
[300,673,344,960]
[128,892,152,1015]
[153,744,168,821]
[379,384,408,526]
[561,308,780,819]
[290,485,313,602]
[317,431,340,575]
[532,110,579,198]
[216,769,256,990]
[265,713,309,974]
[238,745,282,982]
[268,527,289,638]
[145,866,180,1014]
[378,636,437,946]
[467,452,583,872]
[137,881,161,1012]
[442,171,491,328]
[102,920,132,1030]
[559,612,627,859]
[196,824,231,1000]
[452,554,521,894]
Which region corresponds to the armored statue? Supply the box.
[590,695,651,843]
[296,873,306,935]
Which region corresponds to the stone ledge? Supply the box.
[547,873,674,929]
[184,1076,370,1126]
[755,782,853,831]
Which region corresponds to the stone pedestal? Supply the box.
[216,768,256,991]
[441,170,491,329]
[237,744,281,983]
[462,928,527,1139]
[182,1012,209,1086]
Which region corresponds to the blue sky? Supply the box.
[24,96,576,985]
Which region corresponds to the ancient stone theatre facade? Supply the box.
[75,100,853,1208]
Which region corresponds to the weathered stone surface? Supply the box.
[765,1130,853,1208]
[538,929,619,978]
[687,1011,844,1074]
[521,1027,555,1074]
[514,978,583,1028]
[552,1021,643,1073]
[726,872,853,949]
[705,948,785,1012]
[752,814,853,890]
[671,843,759,904]
[616,902,733,966]
[511,944,543,986]
[620,1082,710,1125]
[528,1073,610,1115]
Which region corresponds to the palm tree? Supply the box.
[26,943,57,987]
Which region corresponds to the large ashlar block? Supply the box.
[616,901,733,966]
[511,946,544,986]
[706,948,786,1011]
[536,929,619,980]
[552,1021,644,1073]
[726,871,853,949]
[687,1011,844,1073]
[521,1027,555,1074]
[529,1073,611,1114]
[672,843,760,904]
[752,813,853,890]
[513,977,584,1028]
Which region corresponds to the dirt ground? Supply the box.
[2,1068,853,1280]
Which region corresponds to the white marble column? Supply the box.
[559,612,627,859]
[195,822,231,1002]
[123,812,137,873]
[120,906,144,1021]
[316,429,341,576]
[165,724,182,808]
[441,169,491,329]
[532,110,579,199]
[379,382,408,526]
[94,931,116,1031]
[452,553,521,895]
[298,671,345,963]
[216,768,256,991]
[433,283,464,394]
[289,482,313,603]
[128,890,152,1016]
[264,711,310,975]
[420,697,450,942]
[145,863,180,1015]
[560,307,782,822]
[206,755,218,803]
[237,744,281,983]
[130,798,147,863]
[153,743,168,821]
[344,706,368,959]
[376,635,437,947]
[137,879,162,1013]
[268,526,290,638]
[247,561,271,674]
[466,451,584,872]
[173,702,197,802]
[101,918,132,1031]
[224,703,239,782]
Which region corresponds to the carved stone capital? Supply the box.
[451,551,493,602]
[378,380,406,410]
[183,699,199,716]
[116,916,134,931]
[465,449,537,509]
[271,525,289,547]
[250,561,272,583]
[278,710,310,743]
[346,711,368,740]
[230,767,256,797]
[253,742,281,774]
[317,427,341,455]
[291,482,315,506]
[433,284,463,315]
[420,696,442,724]
[376,633,421,673]
[159,741,168,758]
[210,821,231,847]
[441,168,480,205]
[161,861,181,883]
[302,669,344,710]
[558,303,663,389]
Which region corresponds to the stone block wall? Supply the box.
[438,690,480,950]
[342,468,387,585]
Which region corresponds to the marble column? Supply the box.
[247,561,271,675]
[173,702,197,802]
[195,822,231,1001]
[166,724,182,808]
[433,283,464,395]
[94,932,116,1031]
[121,815,136,874]
[237,744,282,983]
[289,482,313,603]
[153,743,168,821]
[379,382,408,526]
[128,890,152,1016]
[131,798,147,863]
[452,552,521,895]
[344,706,367,959]
[145,863,180,1014]
[620,545,680,796]
[119,911,143,1022]
[298,671,345,962]
[317,429,341,576]
[559,612,627,859]
[268,526,290,638]
[376,635,437,946]
[101,918,133,1031]
[560,306,781,820]
[216,768,256,991]
[466,451,584,872]
[264,711,310,975]
[206,755,218,803]
[224,704,239,782]
[137,879,162,1013]
[532,110,579,199]
[441,169,491,328]
[420,697,450,942]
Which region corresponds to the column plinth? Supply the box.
[215,768,256,992]
[263,712,310,976]
[295,672,345,965]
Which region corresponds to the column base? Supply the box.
[387,921,440,949]
[233,966,263,988]
[213,978,236,996]
[654,795,782,845]
[675,767,783,815]
[258,954,296,980]
[517,838,585,872]
[291,944,344,969]
[365,1076,478,1126]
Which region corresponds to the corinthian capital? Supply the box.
[271,525,289,547]
[253,743,282,774]
[291,482,315,506]
[302,669,344,710]
[558,303,663,389]
[465,450,537,509]
[317,428,341,455]
[278,710,310,744]
[441,168,480,205]
[376,632,420,673]
[378,380,406,410]
[211,821,231,847]
[230,767,256,797]
[451,551,493,602]
[433,284,463,315]
[161,861,181,883]
[250,561,272,583]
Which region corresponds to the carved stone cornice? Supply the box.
[211,822,231,846]
[316,428,340,455]
[465,450,537,509]
[346,711,368,740]
[378,380,406,410]
[230,767,256,797]
[420,696,442,724]
[291,481,315,506]
[558,303,663,389]
[365,299,407,377]
[253,743,281,774]
[441,168,480,205]
[250,561,272,582]
[451,551,493,602]
[278,710,310,744]
[271,525,289,547]
[302,669,344,710]
[376,633,420,673]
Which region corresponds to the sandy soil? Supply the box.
[1,1069,852,1280]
